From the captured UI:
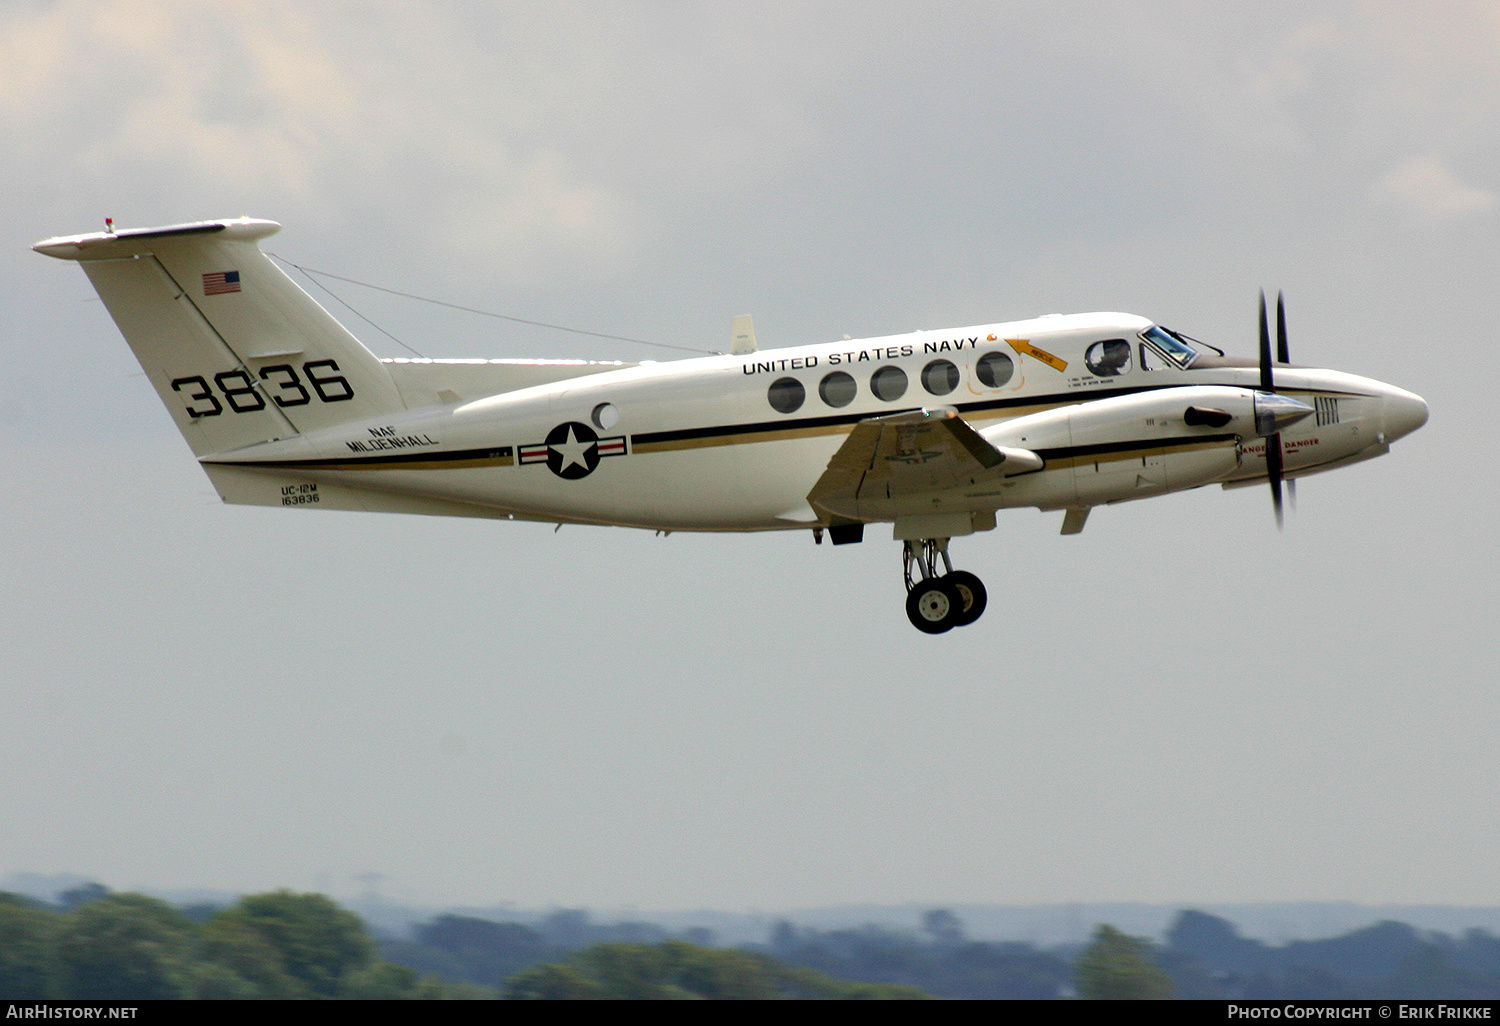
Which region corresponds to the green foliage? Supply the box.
[27,890,1500,1002]
[217,891,375,998]
[766,916,1071,999]
[192,911,304,999]
[55,893,196,1000]
[657,942,789,999]
[505,940,932,1000]
[185,961,268,1000]
[506,962,603,1000]
[394,914,558,987]
[0,886,485,1001]
[0,892,59,998]
[1074,924,1175,1000]
[340,961,446,999]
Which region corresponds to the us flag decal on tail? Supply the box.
[203,270,241,295]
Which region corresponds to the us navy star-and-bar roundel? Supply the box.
[518,421,628,479]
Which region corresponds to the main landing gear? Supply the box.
[902,538,987,634]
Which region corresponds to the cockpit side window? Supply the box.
[1140,325,1199,369]
[1085,338,1132,377]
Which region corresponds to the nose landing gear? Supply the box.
[902,538,988,634]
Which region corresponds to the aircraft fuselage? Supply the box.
[203,312,1426,532]
[34,218,1427,632]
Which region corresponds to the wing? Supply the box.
[807,407,1041,521]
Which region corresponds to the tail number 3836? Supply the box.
[170,361,354,418]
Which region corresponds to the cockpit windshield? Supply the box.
[1140,325,1199,369]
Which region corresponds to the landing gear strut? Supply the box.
[902,538,987,634]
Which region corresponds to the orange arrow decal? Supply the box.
[1006,338,1067,372]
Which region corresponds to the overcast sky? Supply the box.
[1,1,1496,916]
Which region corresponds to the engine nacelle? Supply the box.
[981,386,1261,508]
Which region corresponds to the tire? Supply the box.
[905,577,962,634]
[944,571,988,627]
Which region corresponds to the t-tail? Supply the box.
[33,218,404,459]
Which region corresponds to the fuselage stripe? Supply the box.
[630,385,1363,453]
[212,445,514,471]
[214,385,1367,471]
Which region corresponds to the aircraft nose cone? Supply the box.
[1383,388,1429,442]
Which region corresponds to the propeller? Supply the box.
[1277,293,1297,512]
[1257,292,1284,528]
[1256,290,1311,528]
[1276,290,1289,364]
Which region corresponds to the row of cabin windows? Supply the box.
[765,353,1016,415]
[765,339,1163,414]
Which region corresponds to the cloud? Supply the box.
[0,1,635,276]
[1371,153,1496,219]
[0,1,926,283]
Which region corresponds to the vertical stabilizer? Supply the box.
[34,219,404,457]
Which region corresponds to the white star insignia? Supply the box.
[550,426,595,471]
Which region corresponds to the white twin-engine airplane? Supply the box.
[35,217,1428,633]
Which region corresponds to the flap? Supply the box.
[807,407,1040,521]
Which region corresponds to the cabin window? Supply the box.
[921,359,959,396]
[870,365,908,402]
[819,371,857,408]
[766,377,805,414]
[1085,339,1132,376]
[975,351,1014,388]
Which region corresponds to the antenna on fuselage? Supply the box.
[731,314,758,355]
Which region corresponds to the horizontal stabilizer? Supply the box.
[382,357,635,407]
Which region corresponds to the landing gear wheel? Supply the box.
[906,577,963,634]
[944,571,987,627]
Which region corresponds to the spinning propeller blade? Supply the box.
[1259,290,1284,529]
[1267,425,1286,529]
[1278,292,1296,510]
[1276,291,1289,364]
[1259,291,1273,392]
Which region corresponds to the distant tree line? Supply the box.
[8,885,1500,999]
[0,887,922,999]
[384,905,1146,998]
[387,906,1500,1000]
[1159,910,1500,999]
[0,886,488,999]
[757,908,1075,999]
[504,943,928,999]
